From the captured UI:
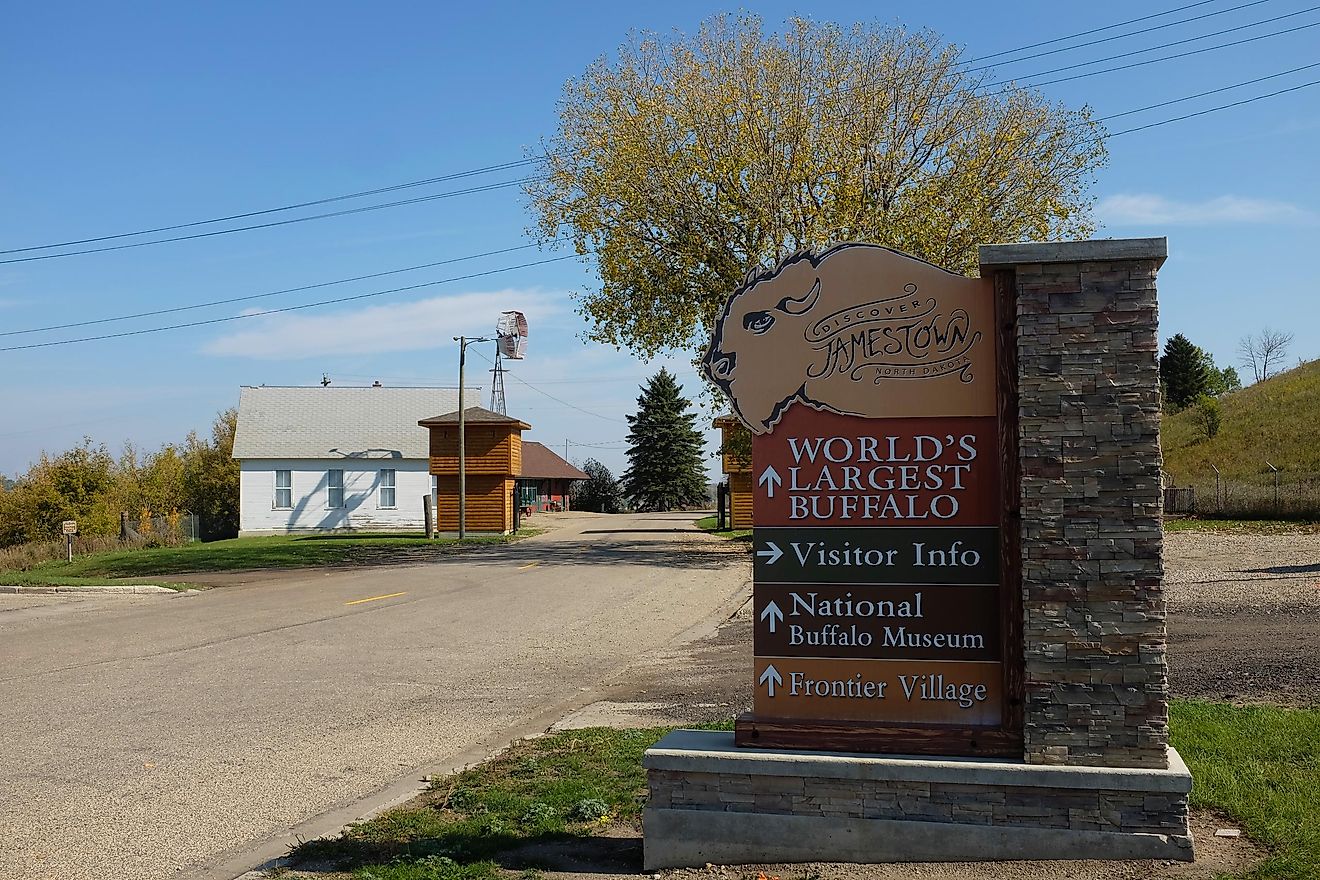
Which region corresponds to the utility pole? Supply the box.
[454,335,492,539]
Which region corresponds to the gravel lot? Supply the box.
[1165,530,1320,705]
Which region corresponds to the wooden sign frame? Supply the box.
[732,268,1024,757]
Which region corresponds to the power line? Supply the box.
[0,253,578,352]
[965,0,1274,70]
[469,347,627,424]
[1094,60,1320,122]
[1,78,1311,353]
[0,0,1294,266]
[6,65,1315,348]
[4,2,1306,270]
[1107,75,1320,136]
[0,242,556,338]
[991,6,1320,87]
[0,158,537,255]
[966,0,1225,62]
[0,177,536,265]
[567,439,629,449]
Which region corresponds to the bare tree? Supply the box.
[1239,328,1294,383]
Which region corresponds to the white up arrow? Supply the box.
[760,600,783,633]
[758,465,782,498]
[759,664,783,697]
[755,542,783,565]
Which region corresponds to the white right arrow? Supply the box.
[760,600,783,633]
[755,542,783,565]
[759,664,783,697]
[758,465,782,498]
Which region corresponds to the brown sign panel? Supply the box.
[755,584,1000,661]
[704,244,994,435]
[754,657,1002,725]
[751,410,999,528]
[702,242,1014,755]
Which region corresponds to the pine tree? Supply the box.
[1159,334,1211,409]
[621,369,709,512]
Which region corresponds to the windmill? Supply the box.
[490,310,528,414]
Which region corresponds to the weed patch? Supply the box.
[290,725,734,875]
[695,515,752,542]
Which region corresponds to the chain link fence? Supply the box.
[1164,467,1320,519]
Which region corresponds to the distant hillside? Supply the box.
[1163,358,1320,484]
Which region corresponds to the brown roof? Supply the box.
[419,407,531,430]
[519,441,589,480]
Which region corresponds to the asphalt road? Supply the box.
[0,511,749,880]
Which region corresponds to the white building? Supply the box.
[231,385,465,536]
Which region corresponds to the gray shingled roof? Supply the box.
[418,406,531,429]
[232,386,468,460]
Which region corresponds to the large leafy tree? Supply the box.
[571,458,626,514]
[527,14,1107,358]
[182,408,240,540]
[621,370,709,512]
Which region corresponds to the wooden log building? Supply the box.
[420,407,530,534]
[714,415,754,529]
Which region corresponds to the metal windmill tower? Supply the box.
[489,352,509,414]
[490,311,528,415]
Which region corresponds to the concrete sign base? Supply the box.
[642,730,1193,870]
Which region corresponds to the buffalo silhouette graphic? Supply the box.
[703,243,995,434]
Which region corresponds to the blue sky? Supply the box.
[2,1,1317,480]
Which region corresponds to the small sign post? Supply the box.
[62,520,77,562]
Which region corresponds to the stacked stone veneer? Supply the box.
[648,769,1188,837]
[982,239,1169,770]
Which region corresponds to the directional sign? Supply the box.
[753,526,998,585]
[700,243,1009,753]
[752,409,1001,528]
[754,584,1000,661]
[754,657,1002,725]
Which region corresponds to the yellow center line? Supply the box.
[344,591,407,606]
[517,562,540,571]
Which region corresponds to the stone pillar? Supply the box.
[979,238,1168,769]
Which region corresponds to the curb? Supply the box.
[0,584,182,595]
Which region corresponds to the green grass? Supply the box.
[1164,517,1320,534]
[1171,701,1320,879]
[286,706,1320,879]
[0,530,540,586]
[291,723,732,875]
[694,515,752,541]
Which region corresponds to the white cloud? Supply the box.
[1098,193,1316,227]
[203,288,565,360]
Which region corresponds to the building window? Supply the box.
[274,470,292,509]
[327,469,344,508]
[379,469,396,508]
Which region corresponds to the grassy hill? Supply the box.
[1162,358,1320,517]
